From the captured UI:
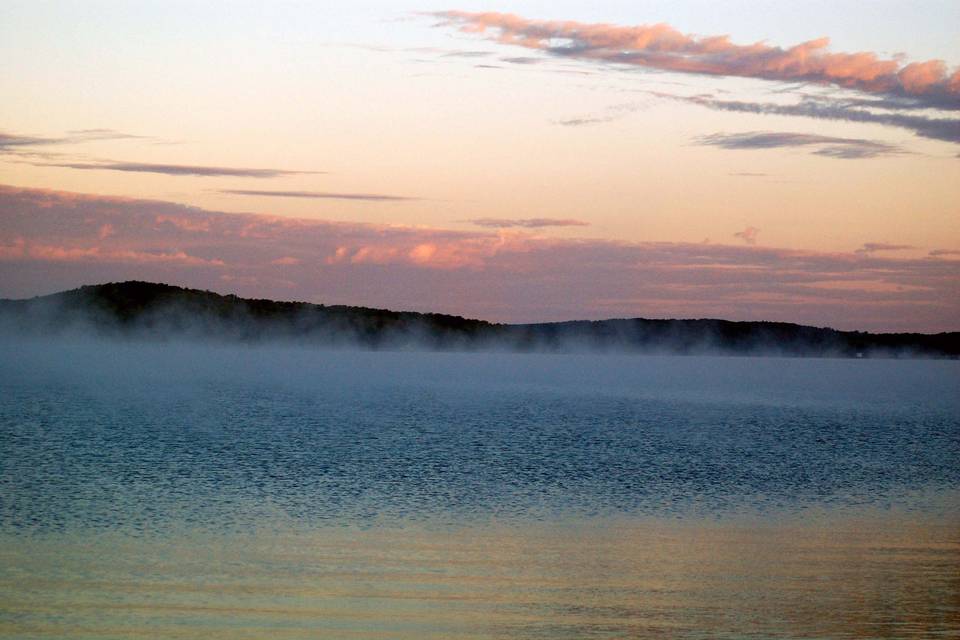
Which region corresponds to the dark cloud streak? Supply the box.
[221,189,416,201]
[0,132,63,151]
[696,131,905,158]
[2,129,315,177]
[1,129,145,153]
[441,50,491,58]
[502,56,542,65]
[556,116,618,127]
[663,94,960,144]
[733,226,760,245]
[469,218,589,228]
[39,161,318,178]
[856,243,915,254]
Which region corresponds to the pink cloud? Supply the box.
[0,184,958,332]
[155,215,211,233]
[430,11,960,108]
[734,227,760,245]
[0,236,223,267]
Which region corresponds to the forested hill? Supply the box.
[0,281,498,349]
[1,281,957,358]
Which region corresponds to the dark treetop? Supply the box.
[1,281,957,357]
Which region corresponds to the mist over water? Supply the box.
[1,338,959,638]
[4,280,957,358]
[3,339,958,531]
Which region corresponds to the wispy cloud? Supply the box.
[1,128,317,176]
[66,129,146,141]
[2,184,958,331]
[468,218,589,228]
[696,131,905,159]
[554,103,646,127]
[441,49,491,58]
[221,189,416,201]
[734,227,760,245]
[1,129,142,152]
[430,11,960,110]
[501,56,542,65]
[0,132,64,152]
[1,129,148,159]
[659,93,960,143]
[556,115,619,127]
[929,249,960,257]
[856,242,915,254]
[38,161,317,178]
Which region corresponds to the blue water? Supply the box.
[2,341,959,639]
[2,341,958,533]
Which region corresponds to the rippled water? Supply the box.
[1,341,958,638]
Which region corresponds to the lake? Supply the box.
[1,341,958,638]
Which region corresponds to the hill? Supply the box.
[1,281,957,357]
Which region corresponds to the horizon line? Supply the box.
[6,279,957,337]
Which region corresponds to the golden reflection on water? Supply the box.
[1,509,958,639]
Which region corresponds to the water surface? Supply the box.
[1,342,958,638]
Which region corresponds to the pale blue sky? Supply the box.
[3,1,959,70]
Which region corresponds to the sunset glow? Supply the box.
[2,1,958,330]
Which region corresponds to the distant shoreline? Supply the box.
[2,281,958,359]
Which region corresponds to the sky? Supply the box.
[1,1,959,331]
